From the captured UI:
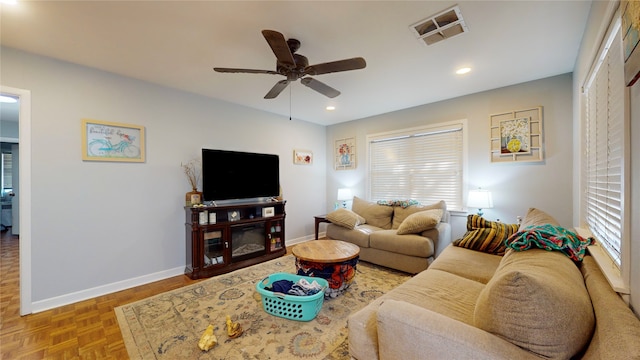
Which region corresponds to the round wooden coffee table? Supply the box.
[292,240,360,298]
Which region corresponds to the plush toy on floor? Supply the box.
[226,315,243,339]
[197,324,218,351]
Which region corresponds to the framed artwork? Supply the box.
[490,107,543,163]
[499,117,531,155]
[335,137,356,170]
[622,0,640,86]
[293,149,313,165]
[81,119,145,162]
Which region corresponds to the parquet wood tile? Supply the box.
[0,229,297,359]
[0,230,204,359]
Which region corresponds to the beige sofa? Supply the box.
[348,208,640,360]
[325,197,452,274]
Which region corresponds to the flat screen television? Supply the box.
[202,148,280,202]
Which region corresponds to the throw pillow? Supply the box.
[391,200,447,229]
[396,209,443,235]
[519,207,560,230]
[474,249,595,359]
[352,196,393,229]
[453,215,518,255]
[326,208,366,230]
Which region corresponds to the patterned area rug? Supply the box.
[115,255,411,359]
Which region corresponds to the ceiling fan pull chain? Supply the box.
[289,85,292,121]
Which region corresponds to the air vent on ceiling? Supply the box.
[410,5,467,46]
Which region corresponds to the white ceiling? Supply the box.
[0,1,592,125]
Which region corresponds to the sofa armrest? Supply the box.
[432,221,452,257]
[376,300,540,360]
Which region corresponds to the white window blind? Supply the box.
[582,18,625,267]
[368,123,464,210]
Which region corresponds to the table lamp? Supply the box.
[337,188,353,208]
[467,188,493,217]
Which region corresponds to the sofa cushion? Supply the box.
[396,209,443,235]
[453,215,518,255]
[519,207,560,230]
[474,249,595,359]
[326,223,379,248]
[326,208,366,229]
[369,230,434,258]
[429,245,502,284]
[352,196,394,229]
[392,200,447,229]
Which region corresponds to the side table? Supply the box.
[314,214,331,240]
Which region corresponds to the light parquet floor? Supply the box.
[0,231,300,359]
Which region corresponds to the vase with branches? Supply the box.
[182,159,202,206]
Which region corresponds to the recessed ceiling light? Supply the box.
[326,106,336,111]
[456,67,471,75]
[0,95,17,103]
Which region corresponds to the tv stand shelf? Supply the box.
[185,200,286,279]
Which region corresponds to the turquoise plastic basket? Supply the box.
[256,272,328,321]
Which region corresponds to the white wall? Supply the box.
[327,74,574,240]
[1,47,327,308]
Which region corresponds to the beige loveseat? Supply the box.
[348,208,640,360]
[325,197,452,274]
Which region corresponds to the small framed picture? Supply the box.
[209,212,217,224]
[262,207,275,217]
[199,211,208,225]
[190,193,202,205]
[228,210,240,222]
[335,137,356,170]
[293,149,313,165]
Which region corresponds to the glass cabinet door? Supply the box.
[268,220,284,251]
[203,229,225,266]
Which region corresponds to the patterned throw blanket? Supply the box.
[505,224,595,262]
[376,199,420,208]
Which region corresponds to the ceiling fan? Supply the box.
[214,30,366,99]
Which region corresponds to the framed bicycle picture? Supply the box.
[81,119,146,162]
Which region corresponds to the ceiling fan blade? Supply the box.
[264,80,290,99]
[305,57,366,76]
[214,67,279,75]
[262,30,296,68]
[300,77,340,98]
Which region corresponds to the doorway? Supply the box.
[0,86,32,315]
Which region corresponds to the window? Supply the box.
[367,121,465,210]
[581,11,630,290]
[1,152,11,197]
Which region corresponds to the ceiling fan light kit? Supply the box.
[213,30,366,99]
[410,5,468,46]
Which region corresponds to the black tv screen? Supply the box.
[202,149,280,202]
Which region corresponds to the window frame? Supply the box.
[579,9,631,295]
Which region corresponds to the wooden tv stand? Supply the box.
[184,200,286,279]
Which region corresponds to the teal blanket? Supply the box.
[505,224,594,262]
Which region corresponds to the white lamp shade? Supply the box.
[337,188,353,201]
[467,189,493,209]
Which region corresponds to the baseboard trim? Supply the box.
[31,266,185,313]
[31,234,320,313]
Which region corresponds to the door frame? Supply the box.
[1,85,32,315]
